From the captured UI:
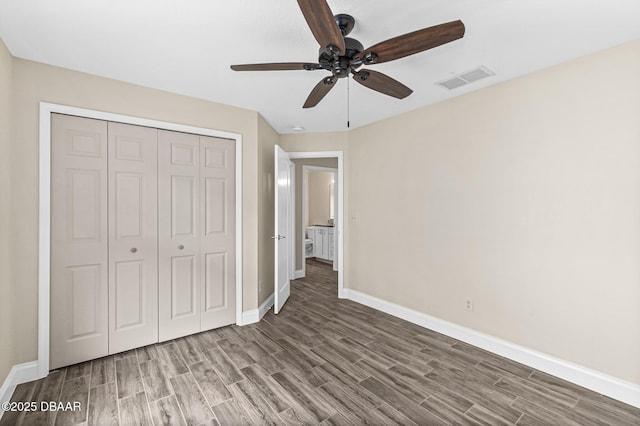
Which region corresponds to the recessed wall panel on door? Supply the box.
[107,122,158,354]
[158,130,201,341]
[50,114,109,369]
[200,136,236,330]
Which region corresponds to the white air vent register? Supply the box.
[437,66,495,90]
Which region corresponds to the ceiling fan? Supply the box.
[230,0,465,108]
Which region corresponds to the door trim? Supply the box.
[287,151,344,298]
[289,162,296,281]
[38,102,244,378]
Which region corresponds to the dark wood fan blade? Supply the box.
[230,62,321,71]
[303,77,336,108]
[297,0,345,55]
[352,70,412,99]
[357,20,465,65]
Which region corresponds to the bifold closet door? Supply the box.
[51,114,109,369]
[52,117,237,363]
[200,136,236,330]
[158,130,201,341]
[157,131,237,340]
[107,122,158,354]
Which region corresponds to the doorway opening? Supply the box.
[273,148,344,315]
[300,165,339,277]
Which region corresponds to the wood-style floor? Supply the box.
[2,259,640,425]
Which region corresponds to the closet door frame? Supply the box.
[38,102,243,378]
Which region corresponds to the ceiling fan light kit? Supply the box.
[230,0,465,109]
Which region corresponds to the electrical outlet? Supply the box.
[465,299,473,311]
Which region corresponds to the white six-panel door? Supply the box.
[200,136,236,330]
[51,114,109,369]
[107,122,159,353]
[158,130,202,341]
[274,145,292,314]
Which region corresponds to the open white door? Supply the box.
[274,145,291,314]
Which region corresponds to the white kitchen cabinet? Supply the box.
[314,227,326,258]
[328,227,335,260]
[308,226,334,261]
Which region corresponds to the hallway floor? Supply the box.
[2,259,639,425]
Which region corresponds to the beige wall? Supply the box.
[307,171,335,228]
[291,158,338,271]
[9,58,265,369]
[279,131,349,153]
[0,38,14,386]
[348,40,640,383]
[257,115,278,305]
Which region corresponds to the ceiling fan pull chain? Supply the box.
[347,77,350,128]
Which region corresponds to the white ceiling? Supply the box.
[1,0,639,134]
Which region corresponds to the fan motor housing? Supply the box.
[318,37,364,78]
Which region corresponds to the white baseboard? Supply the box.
[258,293,274,320]
[342,288,640,409]
[240,309,259,326]
[294,269,305,279]
[0,361,40,412]
[240,292,275,326]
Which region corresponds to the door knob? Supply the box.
[271,235,286,240]
[130,247,137,253]
[178,245,184,250]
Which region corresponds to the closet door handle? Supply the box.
[130,247,137,253]
[178,245,184,250]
